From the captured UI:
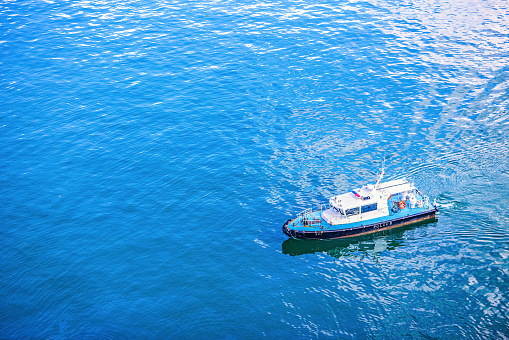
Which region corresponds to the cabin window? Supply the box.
[345,207,360,216]
[361,203,378,213]
[334,207,345,215]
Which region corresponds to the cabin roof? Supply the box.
[329,179,415,210]
[379,179,415,195]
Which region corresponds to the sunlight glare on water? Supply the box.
[0,0,508,338]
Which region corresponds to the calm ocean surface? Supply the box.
[1,0,508,338]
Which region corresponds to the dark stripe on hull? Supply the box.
[283,207,438,240]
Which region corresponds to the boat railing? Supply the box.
[320,203,330,212]
[296,203,331,227]
[423,195,433,207]
[297,208,312,219]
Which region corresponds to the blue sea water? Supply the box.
[1,0,508,338]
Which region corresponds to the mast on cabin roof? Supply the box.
[375,157,385,189]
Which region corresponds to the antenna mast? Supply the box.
[375,156,385,188]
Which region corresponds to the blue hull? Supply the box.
[283,207,438,239]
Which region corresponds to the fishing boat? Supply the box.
[282,164,438,239]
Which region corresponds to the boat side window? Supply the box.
[345,207,360,217]
[361,203,378,213]
[334,207,345,215]
[339,208,344,215]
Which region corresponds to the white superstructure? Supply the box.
[321,177,416,226]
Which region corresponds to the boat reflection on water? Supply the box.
[282,221,434,259]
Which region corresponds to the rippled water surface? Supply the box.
[1,0,508,338]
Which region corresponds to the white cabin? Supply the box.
[321,178,416,225]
